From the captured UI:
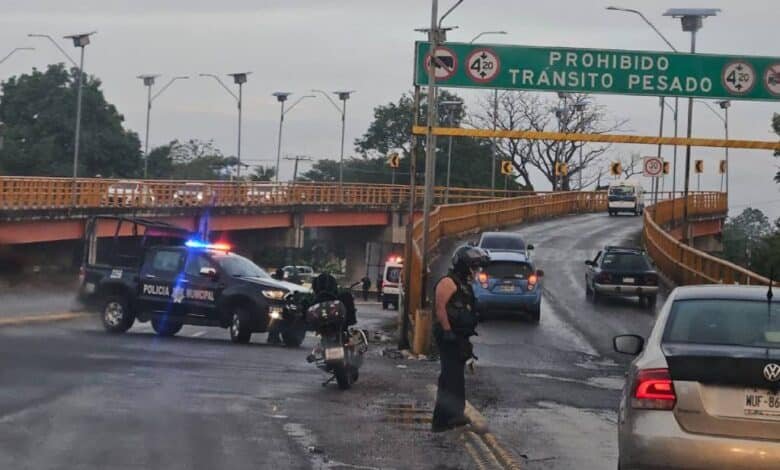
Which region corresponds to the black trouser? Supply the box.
[432,330,467,428]
[362,288,369,301]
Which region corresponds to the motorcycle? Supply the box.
[305,298,368,389]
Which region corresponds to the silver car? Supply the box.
[614,285,780,469]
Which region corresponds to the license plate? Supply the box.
[623,277,635,284]
[324,347,345,361]
[498,285,515,293]
[744,388,780,419]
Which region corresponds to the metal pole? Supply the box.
[399,85,421,350]
[420,0,439,308]
[339,98,347,193]
[275,100,285,182]
[672,97,679,196]
[491,88,498,195]
[682,30,696,244]
[724,106,729,195]
[654,97,666,207]
[445,108,454,204]
[71,45,85,205]
[292,156,299,183]
[578,107,584,190]
[236,82,243,179]
[143,83,152,178]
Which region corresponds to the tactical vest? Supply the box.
[435,272,478,334]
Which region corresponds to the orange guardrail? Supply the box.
[405,191,608,352]
[0,177,543,211]
[644,193,773,286]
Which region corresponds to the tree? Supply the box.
[470,91,627,190]
[0,64,141,177]
[721,207,773,269]
[146,139,238,180]
[249,165,275,181]
[352,90,520,189]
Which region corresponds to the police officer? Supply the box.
[360,275,371,301]
[432,245,489,433]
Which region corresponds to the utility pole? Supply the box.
[283,155,312,183]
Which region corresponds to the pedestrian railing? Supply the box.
[643,192,772,286]
[0,176,542,211]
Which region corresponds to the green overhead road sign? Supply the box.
[415,42,780,101]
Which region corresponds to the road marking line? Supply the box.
[0,312,88,327]
[191,331,206,337]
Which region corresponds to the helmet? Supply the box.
[312,272,339,296]
[451,245,490,278]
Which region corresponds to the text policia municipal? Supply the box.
[509,51,712,93]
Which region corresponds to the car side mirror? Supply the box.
[527,244,535,251]
[536,269,544,278]
[199,267,218,279]
[613,335,645,356]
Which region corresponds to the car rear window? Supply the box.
[485,261,533,279]
[664,300,780,348]
[480,235,525,251]
[601,252,649,271]
[609,186,635,196]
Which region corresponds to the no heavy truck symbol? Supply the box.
[765,64,780,96]
[424,47,457,81]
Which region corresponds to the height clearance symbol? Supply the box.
[387,152,400,169]
[466,48,500,84]
[500,160,514,175]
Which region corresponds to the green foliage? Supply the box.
[249,165,275,182]
[146,139,239,180]
[0,64,141,177]
[722,208,774,270]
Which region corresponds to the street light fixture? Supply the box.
[312,89,355,192]
[0,47,35,65]
[273,92,315,182]
[470,30,508,195]
[138,74,189,178]
[694,99,730,193]
[664,7,720,243]
[200,72,251,178]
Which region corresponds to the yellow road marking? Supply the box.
[412,125,780,151]
[0,312,89,327]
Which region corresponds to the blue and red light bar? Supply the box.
[185,240,232,251]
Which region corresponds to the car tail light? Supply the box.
[477,272,489,288]
[631,368,676,410]
[527,274,538,290]
[644,274,658,286]
[596,273,612,284]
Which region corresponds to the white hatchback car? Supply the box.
[614,285,780,469]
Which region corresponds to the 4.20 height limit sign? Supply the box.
[415,41,780,101]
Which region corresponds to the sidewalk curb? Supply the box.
[0,312,89,327]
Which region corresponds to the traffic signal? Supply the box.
[662,161,670,175]
[719,160,727,174]
[694,160,704,174]
[500,160,513,175]
[555,162,568,176]
[610,162,622,176]
[387,152,400,169]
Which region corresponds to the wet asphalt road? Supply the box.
[438,212,662,469]
[0,212,658,469]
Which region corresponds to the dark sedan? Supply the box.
[585,246,659,308]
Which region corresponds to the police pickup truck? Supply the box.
[78,216,308,346]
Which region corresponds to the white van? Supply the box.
[607,180,645,216]
[381,256,403,310]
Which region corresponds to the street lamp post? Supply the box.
[272,92,314,182]
[63,33,96,183]
[572,101,586,190]
[664,8,720,243]
[694,99,730,192]
[312,89,355,194]
[138,75,189,178]
[470,30,507,196]
[440,100,462,203]
[0,47,35,65]
[200,72,250,179]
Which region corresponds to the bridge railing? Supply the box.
[405,191,608,352]
[644,192,773,286]
[0,176,541,211]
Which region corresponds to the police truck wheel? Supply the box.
[102,295,134,334]
[229,308,252,344]
[282,321,306,348]
[151,318,182,337]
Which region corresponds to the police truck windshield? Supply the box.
[214,254,269,278]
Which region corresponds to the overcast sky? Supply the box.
[1,0,778,218]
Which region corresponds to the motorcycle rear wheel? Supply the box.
[334,366,353,390]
